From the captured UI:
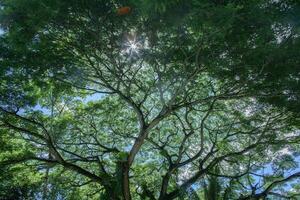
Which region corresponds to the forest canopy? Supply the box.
[0,0,300,199]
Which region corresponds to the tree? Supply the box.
[0,0,300,199]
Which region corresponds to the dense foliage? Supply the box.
[0,0,300,199]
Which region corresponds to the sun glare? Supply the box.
[123,34,143,56]
[126,40,140,54]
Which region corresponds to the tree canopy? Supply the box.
[0,0,300,199]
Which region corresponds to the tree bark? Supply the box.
[122,163,131,200]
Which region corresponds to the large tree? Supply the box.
[0,0,300,199]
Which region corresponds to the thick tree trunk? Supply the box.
[122,163,131,200]
[105,186,122,200]
[158,172,171,200]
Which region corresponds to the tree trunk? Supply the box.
[122,163,131,200]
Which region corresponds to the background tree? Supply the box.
[0,0,300,199]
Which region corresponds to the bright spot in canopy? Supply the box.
[128,40,138,51]
[123,34,142,56]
